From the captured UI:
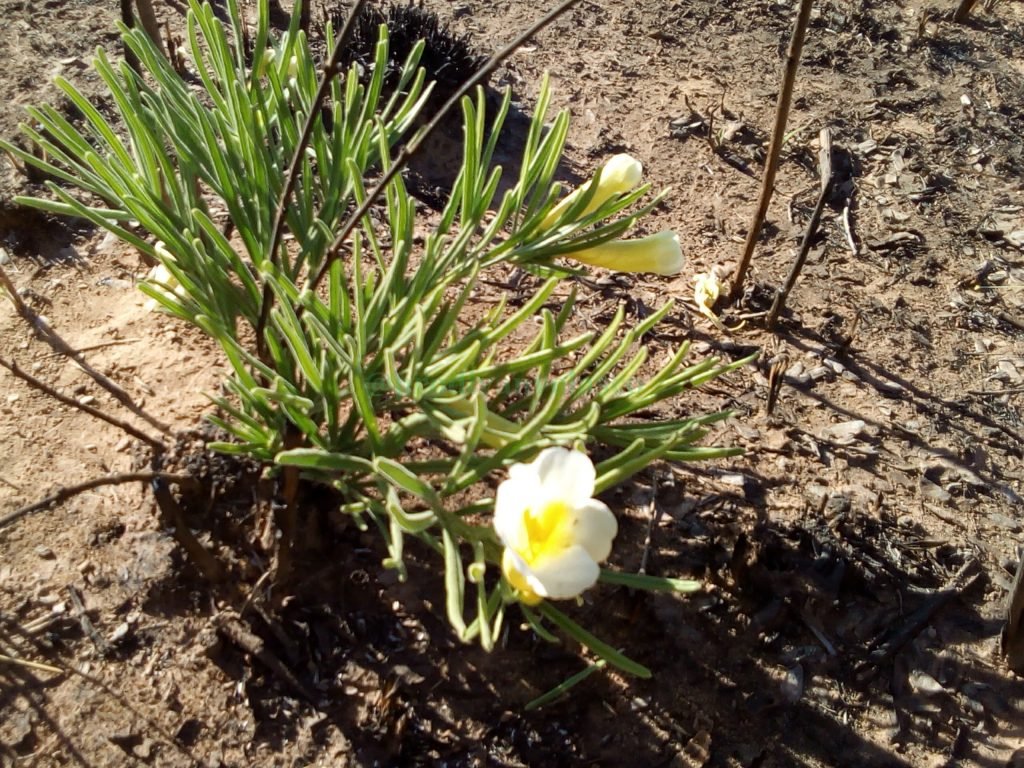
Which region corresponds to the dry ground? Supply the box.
[2,0,1024,766]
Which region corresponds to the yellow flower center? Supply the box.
[502,499,576,606]
[523,499,573,562]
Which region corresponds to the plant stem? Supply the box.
[134,0,164,55]
[953,0,980,23]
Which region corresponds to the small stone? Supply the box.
[733,424,761,440]
[824,494,851,518]
[807,365,830,381]
[909,670,944,695]
[821,419,867,444]
[919,477,951,502]
[823,358,846,375]
[781,665,804,704]
[35,545,55,559]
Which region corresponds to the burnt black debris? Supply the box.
[321,2,488,114]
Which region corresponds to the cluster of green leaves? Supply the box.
[2,0,751,676]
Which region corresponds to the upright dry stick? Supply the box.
[766,127,834,328]
[729,0,815,302]
[953,0,981,23]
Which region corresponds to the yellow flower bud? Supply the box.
[568,230,683,276]
[542,153,643,228]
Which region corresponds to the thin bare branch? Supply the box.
[0,262,171,434]
[729,0,814,301]
[257,0,372,358]
[0,356,166,451]
[767,127,834,328]
[0,471,194,531]
[308,0,584,296]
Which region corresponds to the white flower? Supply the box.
[568,230,684,276]
[494,447,617,605]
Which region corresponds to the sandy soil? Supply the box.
[2,0,1023,766]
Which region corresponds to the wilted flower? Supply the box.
[693,270,724,329]
[542,153,643,229]
[143,242,186,311]
[568,230,683,276]
[494,447,617,605]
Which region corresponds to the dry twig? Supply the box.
[66,584,112,657]
[0,356,165,451]
[730,0,814,301]
[0,471,194,531]
[214,613,318,702]
[0,262,171,435]
[767,127,834,328]
[856,559,981,683]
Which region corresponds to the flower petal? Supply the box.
[534,447,596,506]
[568,231,683,276]
[526,545,601,600]
[493,472,538,552]
[566,499,617,563]
[502,548,543,605]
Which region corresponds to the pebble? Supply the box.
[823,358,846,375]
[35,545,55,559]
[110,622,131,643]
[809,365,831,382]
[909,670,944,695]
[824,494,851,518]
